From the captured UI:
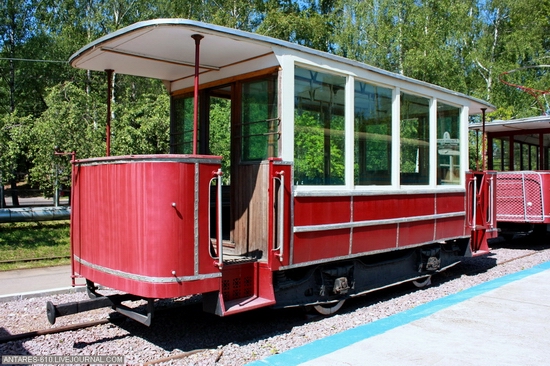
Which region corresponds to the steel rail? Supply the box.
[0,319,112,344]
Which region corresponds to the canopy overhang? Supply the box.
[70,19,495,114]
[69,19,274,85]
[469,115,550,133]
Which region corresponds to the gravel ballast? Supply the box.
[1,239,549,365]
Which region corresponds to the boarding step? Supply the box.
[202,292,275,316]
[471,249,491,257]
[203,262,275,316]
[223,295,275,315]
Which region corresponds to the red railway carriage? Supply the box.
[48,19,495,325]
[470,116,550,235]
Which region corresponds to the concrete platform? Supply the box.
[0,265,85,302]
[249,261,550,366]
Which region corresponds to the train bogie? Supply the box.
[271,239,470,310]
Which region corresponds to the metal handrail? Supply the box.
[487,174,494,228]
[274,171,285,261]
[209,169,224,269]
[467,175,477,229]
[215,169,223,268]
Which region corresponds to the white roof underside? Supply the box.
[469,115,550,133]
[70,19,274,83]
[70,19,494,114]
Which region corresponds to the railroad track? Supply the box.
[0,255,71,265]
[0,319,112,344]
[0,300,199,345]
[1,245,548,365]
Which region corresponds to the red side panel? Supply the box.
[293,229,351,263]
[352,224,398,252]
[496,171,550,223]
[294,196,351,226]
[291,192,468,265]
[293,196,350,263]
[71,155,221,298]
[399,220,436,246]
[435,192,468,239]
[436,216,466,239]
[466,171,497,255]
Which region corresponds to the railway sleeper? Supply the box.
[46,283,154,326]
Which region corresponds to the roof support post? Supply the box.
[191,34,204,155]
[106,69,114,156]
[535,132,546,170]
[481,108,487,171]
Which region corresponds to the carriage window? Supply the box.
[531,145,539,169]
[490,137,511,171]
[354,81,392,185]
[294,66,346,185]
[241,78,278,161]
[513,142,521,170]
[512,138,540,170]
[437,103,461,185]
[400,93,430,185]
[171,96,195,154]
[492,138,503,170]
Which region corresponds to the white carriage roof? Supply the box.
[469,115,550,133]
[70,18,494,114]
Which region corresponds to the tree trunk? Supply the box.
[10,179,19,207]
[1,186,5,208]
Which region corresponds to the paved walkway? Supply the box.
[249,261,550,366]
[0,265,85,301]
[1,195,69,208]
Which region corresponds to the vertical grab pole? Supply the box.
[276,171,285,261]
[216,169,223,268]
[481,108,487,171]
[472,176,477,230]
[191,34,203,155]
[487,174,494,228]
[64,151,76,286]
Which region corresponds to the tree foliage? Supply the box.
[0,113,32,182]
[1,0,550,194]
[30,82,105,195]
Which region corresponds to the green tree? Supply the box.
[472,0,550,118]
[0,113,32,206]
[111,88,170,155]
[334,0,479,92]
[30,82,105,196]
[209,98,232,183]
[257,0,339,52]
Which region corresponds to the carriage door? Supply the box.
[230,76,279,260]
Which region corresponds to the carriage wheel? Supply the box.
[412,275,432,288]
[313,300,345,315]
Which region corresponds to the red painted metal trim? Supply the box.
[71,157,222,299]
[268,159,292,270]
[191,34,203,155]
[290,192,468,265]
[74,262,220,298]
[73,154,222,165]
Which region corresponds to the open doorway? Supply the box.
[170,73,279,261]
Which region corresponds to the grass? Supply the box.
[0,220,71,271]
